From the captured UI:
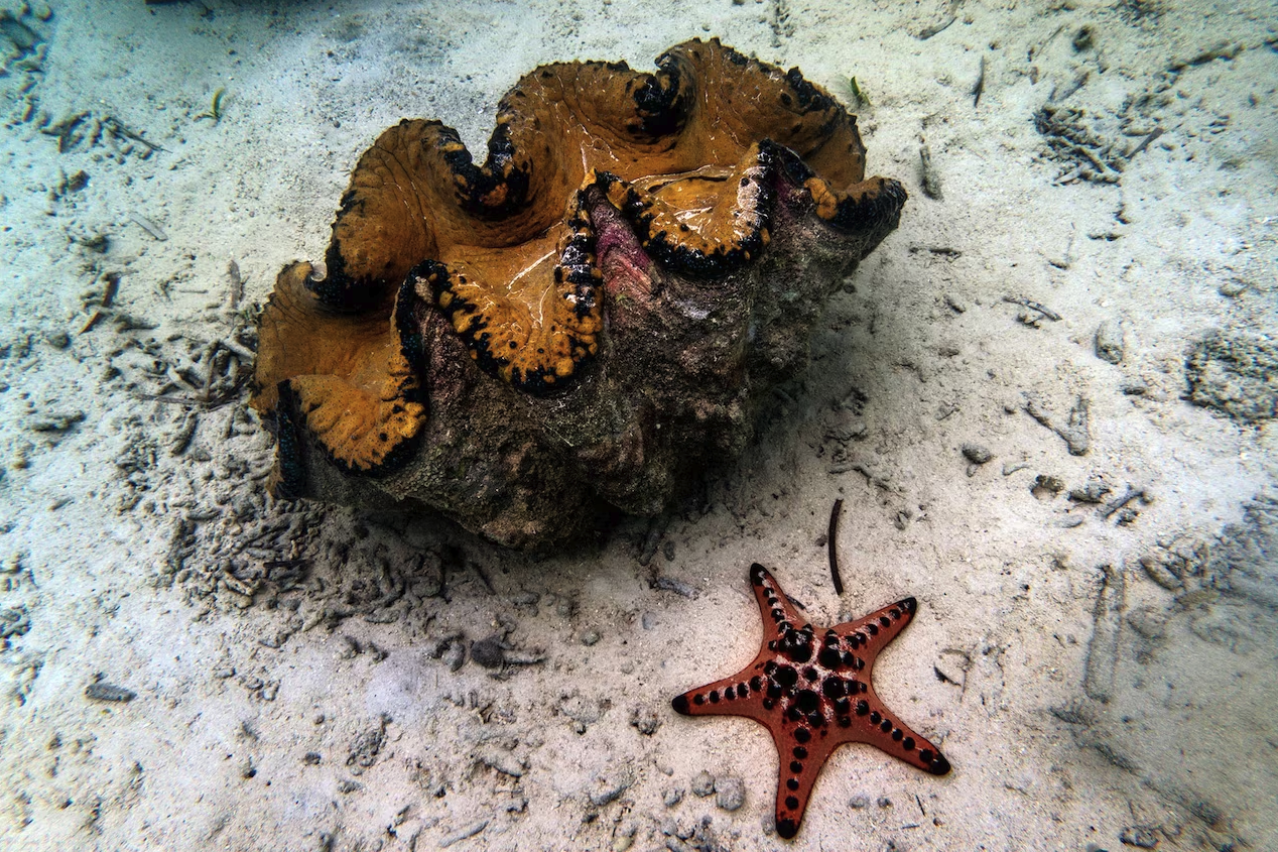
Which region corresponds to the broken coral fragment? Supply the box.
[251,38,907,548]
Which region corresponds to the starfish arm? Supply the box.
[750,563,833,668]
[671,662,774,722]
[846,683,951,775]
[750,562,804,635]
[832,595,920,654]
[769,733,835,839]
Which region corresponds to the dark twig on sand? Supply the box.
[827,498,845,595]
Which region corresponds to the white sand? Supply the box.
[1,1,1275,849]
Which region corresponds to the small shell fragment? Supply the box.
[128,212,168,241]
[85,681,136,703]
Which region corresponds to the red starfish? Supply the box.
[672,563,950,840]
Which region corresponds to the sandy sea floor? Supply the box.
[1,1,1276,850]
